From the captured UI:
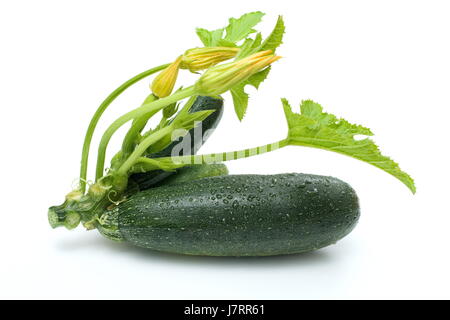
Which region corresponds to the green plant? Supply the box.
[48,11,414,238]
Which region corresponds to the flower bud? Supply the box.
[194,50,281,96]
[151,56,182,98]
[180,47,240,72]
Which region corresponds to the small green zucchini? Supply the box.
[129,96,224,191]
[98,173,360,256]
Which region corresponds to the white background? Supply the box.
[0,0,449,299]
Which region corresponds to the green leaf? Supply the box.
[282,98,416,193]
[236,15,284,60]
[196,12,264,47]
[210,29,225,46]
[229,66,271,121]
[235,38,255,58]
[230,84,249,121]
[235,33,262,59]
[227,16,283,120]
[246,66,271,89]
[216,39,238,47]
[196,28,224,47]
[196,13,280,121]
[224,12,265,43]
[251,32,263,49]
[162,102,179,119]
[259,15,285,52]
[195,28,211,46]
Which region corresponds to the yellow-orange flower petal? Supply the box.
[180,47,240,72]
[194,50,281,96]
[151,56,182,98]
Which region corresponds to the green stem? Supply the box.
[117,125,174,176]
[121,94,158,157]
[95,86,196,181]
[79,64,169,193]
[159,138,290,165]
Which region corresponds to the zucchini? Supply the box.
[129,96,224,191]
[100,173,360,256]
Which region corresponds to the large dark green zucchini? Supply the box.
[108,173,360,256]
[129,96,224,191]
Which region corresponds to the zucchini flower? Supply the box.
[194,50,281,96]
[151,56,182,98]
[180,47,240,72]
